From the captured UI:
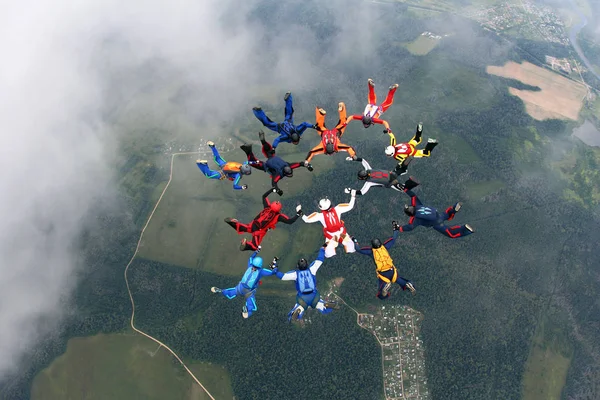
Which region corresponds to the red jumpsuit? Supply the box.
[225,189,299,251]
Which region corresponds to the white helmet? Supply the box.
[318,198,331,210]
[385,146,395,157]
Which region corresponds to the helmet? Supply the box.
[297,258,308,270]
[283,165,293,177]
[385,146,395,157]
[240,164,252,175]
[290,132,300,144]
[371,238,382,248]
[252,257,263,268]
[362,115,372,127]
[358,170,368,180]
[270,201,282,213]
[325,143,335,154]
[404,204,415,216]
[318,198,331,210]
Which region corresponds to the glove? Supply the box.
[296,205,303,216]
[256,245,262,253]
[276,188,284,196]
[383,129,389,134]
[241,184,248,190]
[272,188,278,193]
[345,157,353,161]
[351,236,358,243]
[392,221,400,231]
[312,124,319,130]
[344,187,352,194]
[304,162,314,172]
[271,266,279,273]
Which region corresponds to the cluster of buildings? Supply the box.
[359,305,429,399]
[463,0,569,45]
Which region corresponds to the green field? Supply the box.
[403,35,440,56]
[521,320,572,400]
[138,150,335,276]
[467,180,506,199]
[31,333,234,400]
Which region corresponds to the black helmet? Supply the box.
[297,258,308,270]
[404,205,415,216]
[362,115,372,127]
[290,132,300,144]
[240,164,252,175]
[283,165,293,177]
[325,143,334,154]
[358,169,368,180]
[371,238,382,248]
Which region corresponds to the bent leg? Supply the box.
[245,293,258,317]
[336,102,347,133]
[284,94,294,122]
[433,224,472,238]
[225,219,251,233]
[324,239,338,258]
[316,300,334,315]
[210,146,227,167]
[315,107,326,130]
[261,140,275,158]
[197,163,222,179]
[413,149,431,158]
[221,287,238,299]
[376,277,391,300]
[380,86,398,113]
[253,109,279,132]
[341,234,356,254]
[368,80,377,104]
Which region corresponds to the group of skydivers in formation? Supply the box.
[197,79,474,321]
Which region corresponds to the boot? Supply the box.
[324,302,339,310]
[252,106,262,112]
[454,202,462,212]
[414,122,423,142]
[210,287,222,293]
[240,143,253,155]
[242,306,249,319]
[368,78,375,87]
[197,159,208,165]
[405,282,416,294]
[403,177,420,191]
[258,131,265,142]
[284,92,291,101]
[389,83,399,90]
[207,141,215,148]
[465,224,474,233]
[381,282,392,298]
[424,139,438,154]
[291,306,304,321]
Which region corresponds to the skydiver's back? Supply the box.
[265,155,287,175]
[415,205,439,222]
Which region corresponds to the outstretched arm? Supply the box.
[399,217,416,233]
[232,173,245,190]
[383,230,399,250]
[345,114,362,125]
[302,211,323,224]
[309,247,326,275]
[277,213,299,224]
[335,191,356,214]
[358,181,382,195]
[295,122,313,135]
[277,270,298,280]
[262,188,273,208]
[373,118,390,131]
[387,131,397,146]
[353,240,373,255]
[404,189,423,207]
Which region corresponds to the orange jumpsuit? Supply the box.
[305,102,356,163]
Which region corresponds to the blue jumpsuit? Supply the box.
[400,190,473,238]
[253,93,313,148]
[220,251,278,317]
[196,146,245,190]
[276,248,333,321]
[355,231,412,299]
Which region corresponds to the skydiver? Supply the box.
[385,122,438,176]
[399,182,474,238]
[302,190,357,258]
[210,247,278,319]
[224,188,303,251]
[345,78,397,129]
[274,246,338,322]
[304,103,357,163]
[353,221,416,300]
[344,156,420,195]
[240,131,313,196]
[252,91,315,148]
[196,141,252,190]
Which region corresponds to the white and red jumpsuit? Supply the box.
[302,193,356,258]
